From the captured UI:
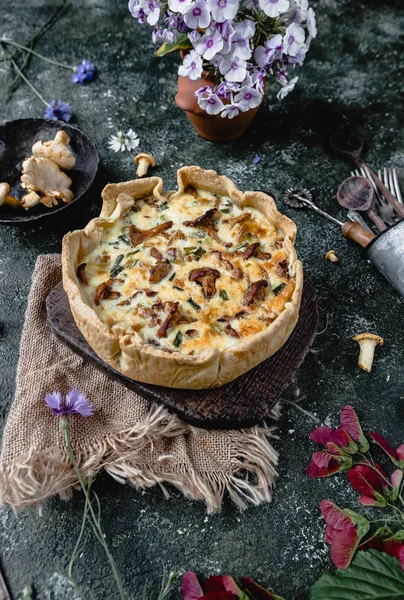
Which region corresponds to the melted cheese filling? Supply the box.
[78,187,295,355]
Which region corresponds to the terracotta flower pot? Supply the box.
[175,73,264,143]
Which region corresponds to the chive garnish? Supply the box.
[173,331,183,347]
[118,234,130,245]
[110,254,124,277]
[169,273,176,281]
[220,208,231,214]
[273,283,286,295]
[126,249,140,257]
[184,246,206,261]
[211,323,222,334]
[187,298,201,310]
[219,290,229,301]
[237,242,249,250]
[184,246,198,254]
[173,285,184,291]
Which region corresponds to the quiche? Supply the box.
[62,167,303,389]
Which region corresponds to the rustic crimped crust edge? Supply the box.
[62,167,303,389]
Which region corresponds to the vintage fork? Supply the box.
[378,167,403,205]
[350,167,400,224]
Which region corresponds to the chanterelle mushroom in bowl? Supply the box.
[62,167,303,389]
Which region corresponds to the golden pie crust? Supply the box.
[62,167,303,389]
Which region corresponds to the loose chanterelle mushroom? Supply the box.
[353,333,384,372]
[32,130,76,170]
[326,250,339,263]
[0,183,20,208]
[21,156,74,204]
[134,153,156,178]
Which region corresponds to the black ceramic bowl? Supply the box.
[0,118,99,223]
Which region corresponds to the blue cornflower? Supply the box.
[252,154,261,165]
[44,99,72,122]
[72,59,96,84]
[45,388,93,417]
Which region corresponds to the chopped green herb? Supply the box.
[173,331,183,347]
[126,249,140,257]
[160,202,169,210]
[211,323,223,334]
[173,285,184,292]
[184,246,198,254]
[245,262,251,267]
[126,259,139,268]
[220,208,231,214]
[187,298,201,310]
[237,242,249,250]
[219,290,229,301]
[169,273,176,281]
[273,283,286,295]
[110,254,124,277]
[118,234,130,245]
[193,246,206,261]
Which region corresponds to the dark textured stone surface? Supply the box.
[46,277,318,429]
[1,0,404,599]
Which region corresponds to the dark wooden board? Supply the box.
[46,277,318,429]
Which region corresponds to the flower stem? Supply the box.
[1,39,74,70]
[61,419,126,600]
[10,58,49,107]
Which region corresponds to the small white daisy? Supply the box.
[108,128,140,152]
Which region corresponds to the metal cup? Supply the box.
[366,219,404,298]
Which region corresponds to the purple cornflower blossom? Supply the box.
[252,155,261,164]
[178,50,203,79]
[234,85,262,110]
[219,54,247,83]
[195,29,223,60]
[44,100,72,123]
[230,20,255,60]
[259,0,289,18]
[254,34,283,68]
[45,389,93,418]
[71,59,96,84]
[207,0,239,22]
[183,0,211,29]
[283,22,305,56]
[198,91,225,115]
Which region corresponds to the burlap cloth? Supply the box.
[0,255,280,513]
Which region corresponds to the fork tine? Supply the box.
[392,168,403,204]
[383,167,388,188]
[388,168,395,198]
[364,166,384,205]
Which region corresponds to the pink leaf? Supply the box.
[182,572,204,600]
[320,500,355,532]
[397,445,404,461]
[310,426,334,445]
[306,454,344,478]
[340,406,369,451]
[370,432,398,460]
[358,495,378,506]
[239,577,280,600]
[202,592,237,600]
[391,469,403,490]
[325,442,346,456]
[204,577,227,593]
[348,464,388,498]
[330,525,359,569]
[330,428,358,454]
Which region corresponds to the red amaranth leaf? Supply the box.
[370,432,398,460]
[330,428,358,455]
[347,464,388,502]
[310,426,334,445]
[182,571,204,600]
[306,452,345,478]
[340,406,369,452]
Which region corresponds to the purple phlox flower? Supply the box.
[195,29,223,60]
[45,100,72,123]
[258,0,289,18]
[286,42,308,65]
[283,22,305,56]
[71,59,96,84]
[296,0,308,9]
[188,29,201,43]
[306,7,317,39]
[45,389,93,418]
[252,154,261,165]
[214,21,234,54]
[250,68,266,94]
[219,53,247,83]
[197,91,225,115]
[152,28,164,43]
[216,80,240,99]
[234,85,262,111]
[230,20,255,60]
[128,0,146,21]
[221,102,241,119]
[138,0,161,25]
[168,0,193,14]
[178,50,203,80]
[207,0,239,23]
[164,28,177,42]
[254,33,283,67]
[194,85,210,98]
[244,0,260,12]
[277,75,298,99]
[277,66,288,85]
[183,0,211,29]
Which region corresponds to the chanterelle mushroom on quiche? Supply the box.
[32,130,76,171]
[21,156,74,204]
[62,167,303,389]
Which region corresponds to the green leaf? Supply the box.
[155,34,192,57]
[311,550,404,600]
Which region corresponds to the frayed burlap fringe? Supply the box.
[0,403,281,514]
[0,255,281,514]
